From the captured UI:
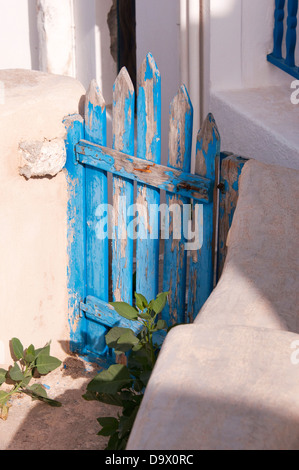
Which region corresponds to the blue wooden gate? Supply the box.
[64,53,220,360]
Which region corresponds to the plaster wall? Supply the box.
[210,0,296,91]
[0,0,39,70]
[0,69,85,368]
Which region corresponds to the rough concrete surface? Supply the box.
[127,160,299,450]
[19,138,67,178]
[0,355,118,450]
[196,159,299,331]
[128,324,299,451]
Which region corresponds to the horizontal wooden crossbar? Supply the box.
[80,295,143,335]
[76,140,213,203]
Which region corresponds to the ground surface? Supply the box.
[0,355,118,450]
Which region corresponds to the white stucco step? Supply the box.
[211,86,299,170]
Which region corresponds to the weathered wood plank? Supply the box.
[84,80,108,356]
[64,114,86,354]
[80,296,143,335]
[187,113,220,322]
[136,53,161,302]
[162,85,193,325]
[217,154,249,280]
[112,67,135,304]
[76,141,212,203]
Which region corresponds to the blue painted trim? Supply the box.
[84,81,109,357]
[136,53,161,302]
[64,114,86,354]
[286,0,298,67]
[273,0,286,59]
[267,53,299,79]
[162,85,193,326]
[75,141,212,203]
[187,113,220,322]
[112,69,135,305]
[268,0,299,78]
[81,296,143,335]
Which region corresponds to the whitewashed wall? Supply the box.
[208,0,299,170]
[209,0,293,91]
[0,0,39,70]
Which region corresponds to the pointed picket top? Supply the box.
[137,53,161,164]
[84,79,106,144]
[195,112,220,179]
[85,79,105,113]
[168,84,193,172]
[137,52,161,87]
[113,66,134,100]
[113,67,135,154]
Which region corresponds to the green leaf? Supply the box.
[133,378,144,392]
[87,364,133,394]
[9,362,24,382]
[137,311,151,320]
[134,293,148,311]
[118,406,139,439]
[21,374,32,387]
[139,369,152,387]
[83,391,123,407]
[116,330,139,353]
[36,355,62,375]
[0,369,7,386]
[105,432,122,450]
[105,327,133,350]
[0,390,9,406]
[109,302,138,321]
[34,342,51,359]
[97,417,119,436]
[149,292,169,315]
[156,319,167,330]
[22,388,61,407]
[27,384,48,399]
[11,338,24,360]
[24,344,35,363]
[128,347,153,371]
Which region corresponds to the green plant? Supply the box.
[83,291,170,450]
[0,338,62,420]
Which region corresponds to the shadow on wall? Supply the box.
[27,0,40,70]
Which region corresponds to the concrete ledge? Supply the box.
[196,159,299,332]
[210,86,299,170]
[127,324,299,450]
